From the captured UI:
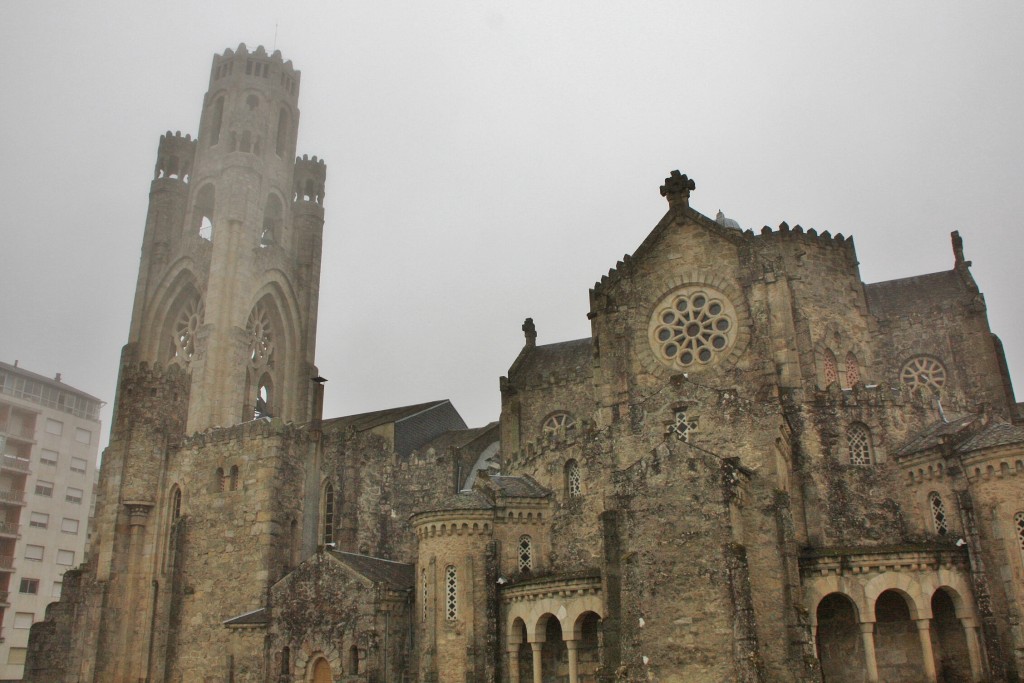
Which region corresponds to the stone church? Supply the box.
[24,45,1024,683]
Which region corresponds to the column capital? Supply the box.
[914,618,932,631]
[858,621,876,633]
[564,639,579,650]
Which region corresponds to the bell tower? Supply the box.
[125,43,324,433]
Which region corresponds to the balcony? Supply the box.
[0,421,35,441]
[0,455,29,473]
[0,590,8,606]
[0,490,25,505]
[0,522,19,538]
[0,556,13,571]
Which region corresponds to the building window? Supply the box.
[901,356,947,394]
[518,535,533,572]
[56,549,75,566]
[7,648,26,665]
[229,465,239,491]
[565,459,581,498]
[649,286,736,369]
[35,480,54,497]
[929,492,949,536]
[845,352,860,387]
[66,487,83,504]
[45,419,63,436]
[13,612,34,629]
[445,565,458,621]
[75,428,91,445]
[321,482,334,546]
[422,568,428,622]
[542,412,576,440]
[25,544,44,561]
[172,487,182,520]
[823,349,838,386]
[70,457,87,474]
[51,581,62,598]
[1014,512,1024,562]
[847,423,873,466]
[19,578,38,595]
[215,467,225,492]
[40,449,58,466]
[61,518,80,534]
[29,512,49,529]
[171,296,204,366]
[669,409,698,442]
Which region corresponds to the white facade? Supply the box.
[0,362,100,681]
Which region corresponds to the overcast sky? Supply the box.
[1,2,1022,455]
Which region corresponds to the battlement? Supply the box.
[178,416,315,450]
[749,220,856,251]
[210,43,300,99]
[293,154,327,204]
[154,130,196,182]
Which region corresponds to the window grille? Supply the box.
[823,350,838,386]
[542,412,576,440]
[565,460,581,498]
[929,493,949,535]
[1015,512,1024,560]
[518,535,533,572]
[445,565,458,621]
[847,424,873,466]
[322,483,334,545]
[845,352,860,387]
[670,410,698,442]
[422,568,428,622]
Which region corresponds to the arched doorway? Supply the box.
[874,590,924,682]
[932,588,971,682]
[574,611,602,682]
[310,657,331,683]
[815,593,865,682]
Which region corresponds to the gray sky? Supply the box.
[2,2,1022,455]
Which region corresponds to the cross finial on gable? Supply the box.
[660,170,695,209]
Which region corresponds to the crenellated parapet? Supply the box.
[178,415,316,449]
[154,131,196,182]
[293,154,327,205]
[209,43,300,101]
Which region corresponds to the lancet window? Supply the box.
[565,459,581,498]
[823,349,838,387]
[518,535,533,572]
[845,352,860,387]
[846,423,873,466]
[929,492,949,536]
[445,565,458,621]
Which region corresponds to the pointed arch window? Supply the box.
[565,459,581,499]
[171,487,182,521]
[195,184,215,241]
[1014,512,1024,564]
[247,302,275,369]
[929,492,949,536]
[320,482,334,546]
[518,535,533,572]
[276,107,290,157]
[445,565,458,621]
[169,297,204,367]
[846,423,873,466]
[845,352,860,387]
[229,465,239,491]
[823,349,838,387]
[421,568,428,623]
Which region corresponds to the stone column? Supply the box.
[960,618,985,682]
[565,639,579,683]
[506,644,521,683]
[858,621,879,683]
[915,619,938,682]
[529,642,543,683]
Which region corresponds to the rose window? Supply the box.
[171,298,204,366]
[649,287,736,369]
[542,412,576,439]
[246,304,275,369]
[900,356,946,393]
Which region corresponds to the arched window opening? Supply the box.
[321,483,334,546]
[280,647,290,676]
[209,96,224,146]
[421,568,428,622]
[169,296,204,367]
[1014,512,1024,562]
[875,591,926,681]
[215,467,225,493]
[845,351,860,387]
[542,412,576,441]
[518,535,533,572]
[246,302,275,370]
[847,423,873,466]
[823,349,838,387]
[194,184,215,241]
[565,459,581,499]
[276,107,290,157]
[261,194,283,248]
[171,487,182,520]
[815,593,865,681]
[349,645,359,675]
[445,565,457,621]
[929,492,949,535]
[254,374,273,418]
[577,612,602,672]
[541,616,566,679]
[229,465,239,491]
[931,589,971,681]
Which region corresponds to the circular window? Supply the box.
[542,412,576,438]
[900,356,946,393]
[648,286,736,369]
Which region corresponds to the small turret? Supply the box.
[293,154,327,206]
[154,131,196,182]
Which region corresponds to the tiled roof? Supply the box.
[322,399,453,433]
[895,414,978,457]
[420,490,494,514]
[510,338,592,382]
[956,422,1024,453]
[222,607,268,626]
[413,423,498,456]
[328,551,415,589]
[488,475,550,499]
[864,270,969,319]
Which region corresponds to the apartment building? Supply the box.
[0,361,100,681]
